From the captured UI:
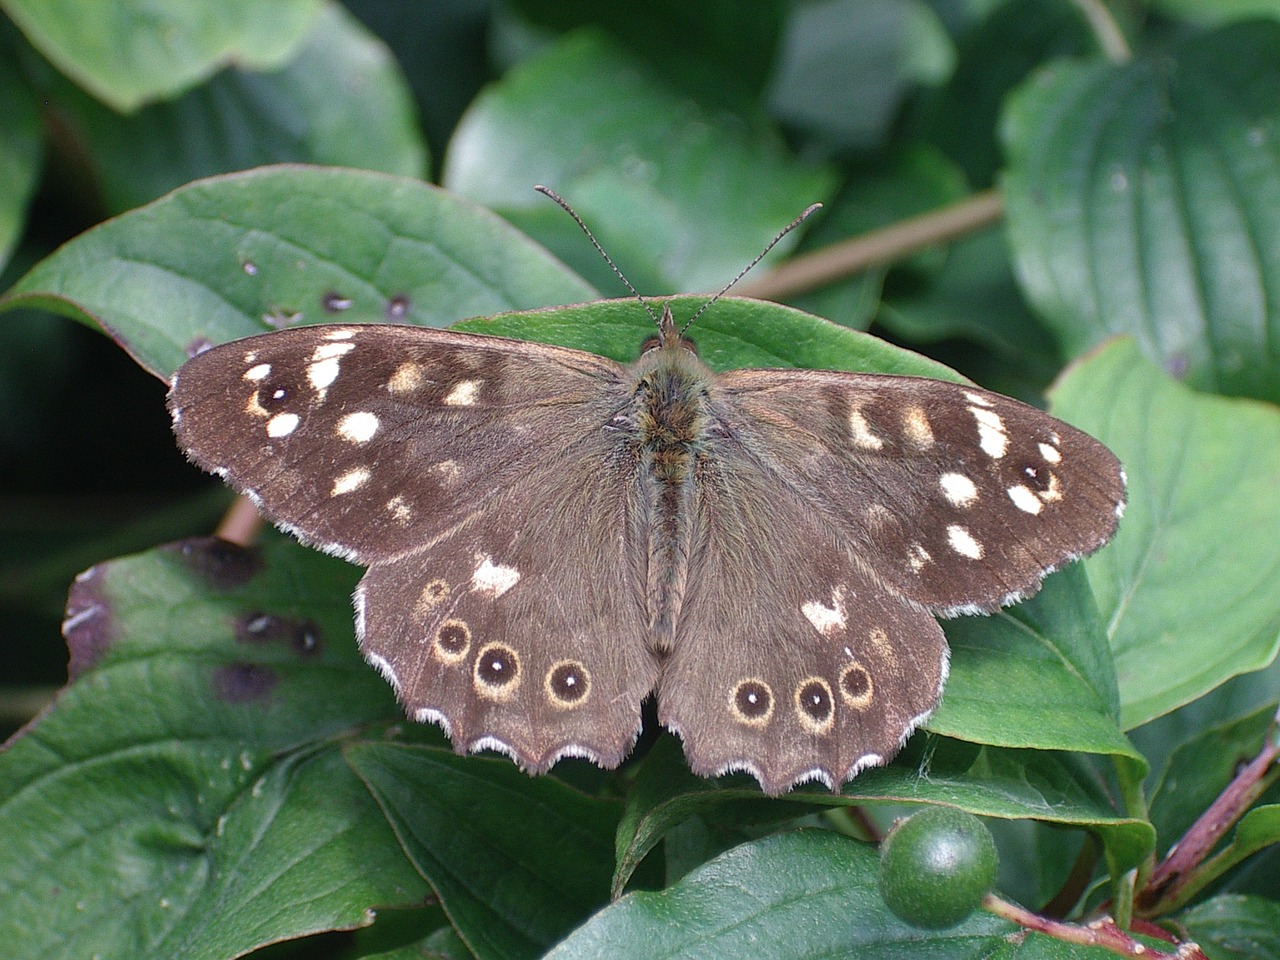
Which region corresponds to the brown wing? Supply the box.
[171,323,659,769]
[715,369,1126,615]
[657,451,947,795]
[356,449,658,772]
[169,323,627,564]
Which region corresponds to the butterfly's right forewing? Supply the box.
[169,325,625,564]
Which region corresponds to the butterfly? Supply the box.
[168,292,1125,795]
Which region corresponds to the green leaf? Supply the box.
[3,0,322,112]
[444,30,835,294]
[766,0,953,150]
[930,565,1140,764]
[1151,0,1280,25]
[0,536,429,960]
[0,49,42,269]
[1179,893,1280,960]
[614,742,1154,893]
[0,165,596,379]
[1147,704,1275,855]
[878,226,1063,394]
[1003,21,1280,402]
[1049,339,1280,729]
[919,0,1096,187]
[347,743,621,960]
[503,0,786,107]
[47,3,426,213]
[550,831,1014,959]
[457,295,968,379]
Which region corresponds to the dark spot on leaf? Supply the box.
[214,662,278,703]
[63,565,114,680]
[322,291,353,312]
[1165,353,1188,380]
[185,336,214,359]
[236,613,322,657]
[170,537,261,590]
[386,294,410,319]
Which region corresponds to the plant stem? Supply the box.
[1072,0,1131,63]
[1137,709,1280,915]
[733,189,1003,301]
[984,894,1205,958]
[217,495,265,547]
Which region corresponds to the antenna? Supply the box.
[681,203,821,333]
[535,185,821,332]
[534,185,659,326]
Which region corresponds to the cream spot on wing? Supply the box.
[266,412,299,437]
[472,556,520,597]
[386,495,412,523]
[801,589,846,637]
[243,363,271,381]
[324,329,355,341]
[245,393,268,418]
[864,503,892,529]
[964,391,993,408]
[332,467,370,495]
[431,460,461,483]
[908,544,932,572]
[849,407,884,450]
[1008,484,1043,514]
[444,379,481,406]
[902,406,934,448]
[970,406,1008,458]
[1040,472,1063,503]
[1039,442,1062,464]
[312,342,355,362]
[866,627,895,663]
[414,579,450,619]
[939,472,978,507]
[336,411,379,443]
[307,357,341,395]
[947,524,984,559]
[388,362,424,393]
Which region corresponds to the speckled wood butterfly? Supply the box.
[169,211,1124,795]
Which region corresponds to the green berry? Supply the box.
[878,806,998,929]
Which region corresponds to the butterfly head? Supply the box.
[639,304,699,359]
